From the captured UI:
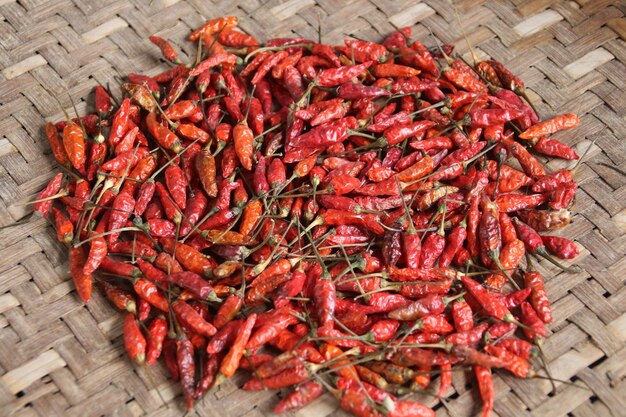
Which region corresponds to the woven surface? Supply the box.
[0,0,625,416]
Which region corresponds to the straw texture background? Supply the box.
[0,0,625,416]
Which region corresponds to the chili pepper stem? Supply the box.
[536,248,581,273]
[489,252,520,290]
[244,43,312,62]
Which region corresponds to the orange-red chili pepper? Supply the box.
[220,313,256,378]
[519,113,579,139]
[124,313,146,364]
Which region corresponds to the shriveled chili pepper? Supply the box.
[541,235,578,259]
[274,381,323,414]
[461,276,511,321]
[534,137,579,160]
[176,335,196,410]
[524,270,552,324]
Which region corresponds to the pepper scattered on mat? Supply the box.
[34,16,583,416]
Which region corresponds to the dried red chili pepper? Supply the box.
[219,313,256,378]
[124,313,146,364]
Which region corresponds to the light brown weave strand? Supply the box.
[0,0,625,416]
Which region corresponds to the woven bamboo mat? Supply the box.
[0,0,625,416]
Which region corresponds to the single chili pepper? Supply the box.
[253,155,269,196]
[519,208,572,232]
[232,120,254,171]
[244,362,310,391]
[274,381,323,414]
[541,235,578,259]
[497,212,516,244]
[108,98,130,147]
[145,315,167,365]
[163,271,219,301]
[484,345,530,378]
[135,259,166,285]
[161,238,214,278]
[124,313,146,364]
[145,113,181,153]
[50,206,73,243]
[173,300,217,337]
[70,246,92,302]
[451,300,474,332]
[500,287,531,309]
[520,301,547,341]
[532,169,573,193]
[33,173,65,218]
[316,62,372,87]
[502,138,545,179]
[239,200,262,236]
[445,323,489,347]
[495,338,534,360]
[474,366,494,417]
[461,276,511,321]
[484,322,516,344]
[533,136,579,160]
[94,85,113,115]
[194,353,221,399]
[443,66,485,92]
[252,51,289,84]
[388,294,445,321]
[61,123,86,175]
[219,313,256,377]
[132,278,168,312]
[519,113,579,139]
[524,270,552,324]
[99,280,136,314]
[338,83,390,101]
[149,35,179,63]
[176,335,196,410]
[45,122,71,168]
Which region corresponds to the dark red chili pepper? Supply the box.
[541,235,578,259]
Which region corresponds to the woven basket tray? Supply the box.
[1,0,625,416]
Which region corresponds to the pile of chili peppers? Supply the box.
[34,16,584,416]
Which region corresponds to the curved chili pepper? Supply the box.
[524,271,552,324]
